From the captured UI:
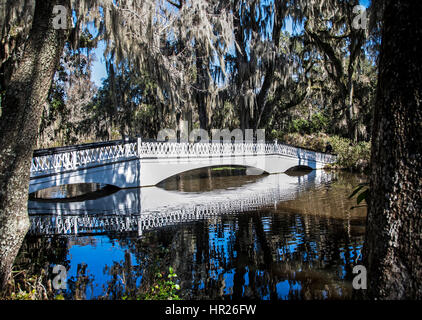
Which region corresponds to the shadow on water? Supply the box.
[16,169,367,300]
[285,165,313,176]
[29,183,120,202]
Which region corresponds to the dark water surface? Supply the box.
[18,168,367,300]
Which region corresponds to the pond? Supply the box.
[17,168,367,300]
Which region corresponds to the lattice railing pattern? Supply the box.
[28,187,283,236]
[31,142,137,175]
[28,215,141,235]
[139,141,337,164]
[137,188,281,233]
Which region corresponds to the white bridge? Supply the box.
[29,139,336,194]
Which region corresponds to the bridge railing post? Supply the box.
[137,137,142,158]
[124,143,129,157]
[72,151,77,169]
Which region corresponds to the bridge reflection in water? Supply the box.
[22,169,367,300]
[28,170,332,237]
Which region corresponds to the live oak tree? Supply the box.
[362,0,422,299]
[0,0,71,289]
[223,0,372,137]
[0,0,234,289]
[38,38,98,148]
[303,0,368,142]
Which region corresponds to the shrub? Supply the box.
[2,269,58,300]
[328,136,371,172]
[280,133,371,172]
[142,267,180,300]
[282,132,330,152]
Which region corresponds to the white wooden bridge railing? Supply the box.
[139,141,337,163]
[31,139,337,175]
[31,141,138,175]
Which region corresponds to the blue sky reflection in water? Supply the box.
[19,169,367,300]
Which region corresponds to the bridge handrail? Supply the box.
[33,139,128,157]
[34,138,337,156]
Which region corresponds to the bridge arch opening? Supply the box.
[29,183,120,201]
[156,165,269,192]
[285,165,313,176]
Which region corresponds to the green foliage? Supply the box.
[2,270,52,300]
[143,266,180,300]
[288,112,330,135]
[328,136,371,172]
[211,166,244,172]
[84,67,164,141]
[280,132,371,172]
[124,266,180,301]
[282,132,331,152]
[349,182,370,209]
[9,288,36,300]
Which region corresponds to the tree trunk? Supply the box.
[363,0,422,299]
[254,2,284,131]
[0,0,69,290]
[195,46,209,131]
[232,0,251,135]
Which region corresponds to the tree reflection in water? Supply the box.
[14,171,366,300]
